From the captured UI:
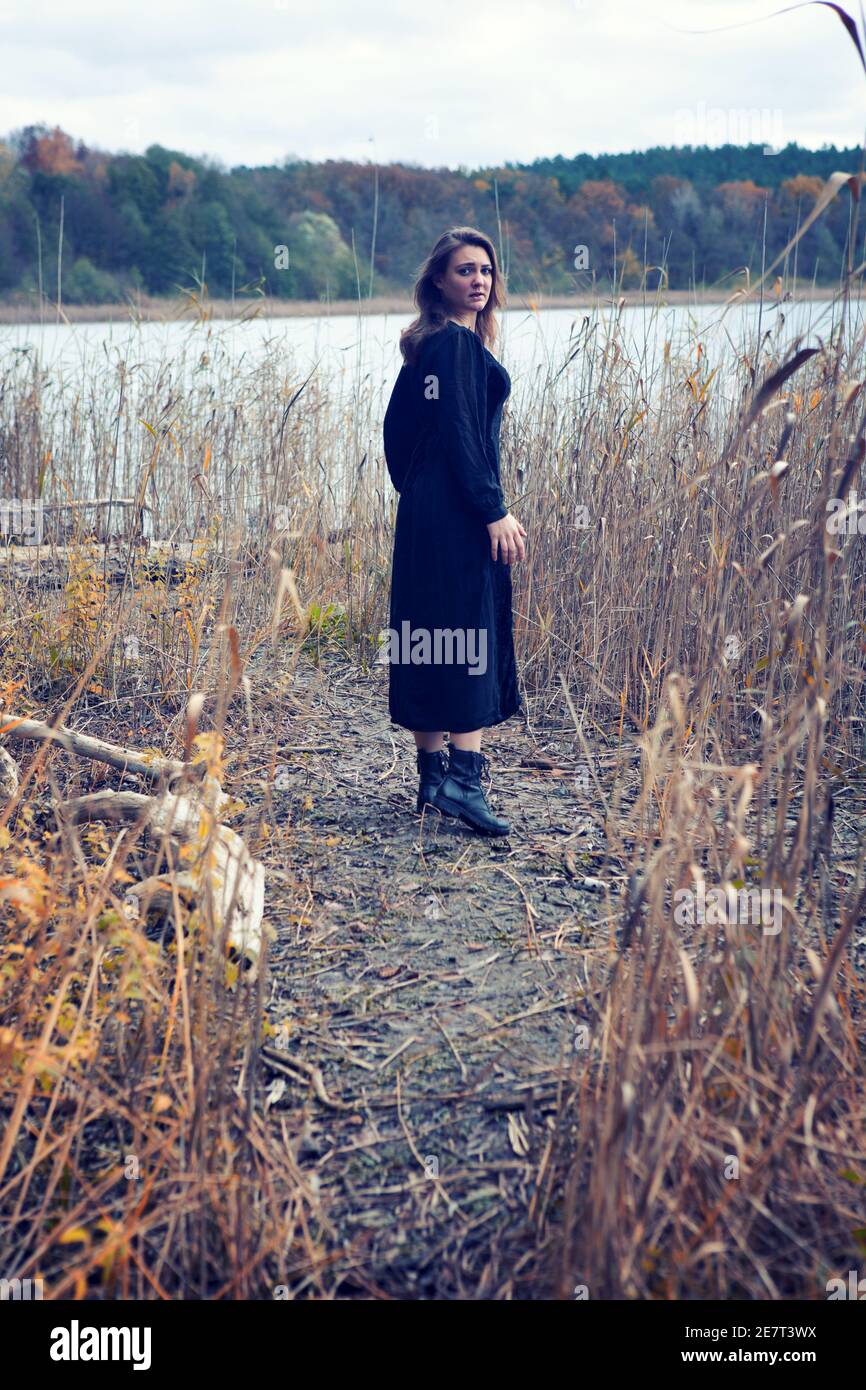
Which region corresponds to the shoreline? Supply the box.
[0,284,857,326]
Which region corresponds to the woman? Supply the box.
[382,226,526,836]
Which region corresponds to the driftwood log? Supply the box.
[0,713,266,975]
[0,539,207,589]
[0,715,203,786]
[0,522,354,586]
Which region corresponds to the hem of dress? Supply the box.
[389,701,522,734]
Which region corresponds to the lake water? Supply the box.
[1,297,861,398]
[1,298,862,540]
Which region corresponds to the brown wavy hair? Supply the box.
[398,226,506,366]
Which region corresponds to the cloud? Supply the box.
[0,0,860,168]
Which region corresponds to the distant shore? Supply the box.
[0,284,857,326]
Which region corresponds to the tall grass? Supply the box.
[1,260,865,1295]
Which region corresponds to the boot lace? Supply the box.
[446,748,493,789]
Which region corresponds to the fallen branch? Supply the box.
[0,715,204,787]
[260,1046,352,1110]
[0,538,207,588]
[63,782,265,973]
[36,497,142,512]
[1,715,265,975]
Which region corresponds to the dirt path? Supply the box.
[12,642,864,1298]
[233,652,625,1296]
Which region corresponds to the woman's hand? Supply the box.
[486,513,527,564]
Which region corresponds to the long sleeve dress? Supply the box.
[383,319,522,733]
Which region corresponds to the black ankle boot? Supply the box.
[416,747,449,813]
[430,746,510,836]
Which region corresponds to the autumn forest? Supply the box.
[0,123,861,304]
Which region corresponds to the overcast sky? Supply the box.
[0,0,862,170]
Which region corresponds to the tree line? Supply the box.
[0,124,860,304]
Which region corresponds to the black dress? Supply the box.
[383,319,522,734]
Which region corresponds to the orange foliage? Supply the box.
[29,127,83,176]
[167,161,196,198]
[716,180,769,215]
[569,179,627,220]
[779,174,825,205]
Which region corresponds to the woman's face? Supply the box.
[434,244,493,317]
